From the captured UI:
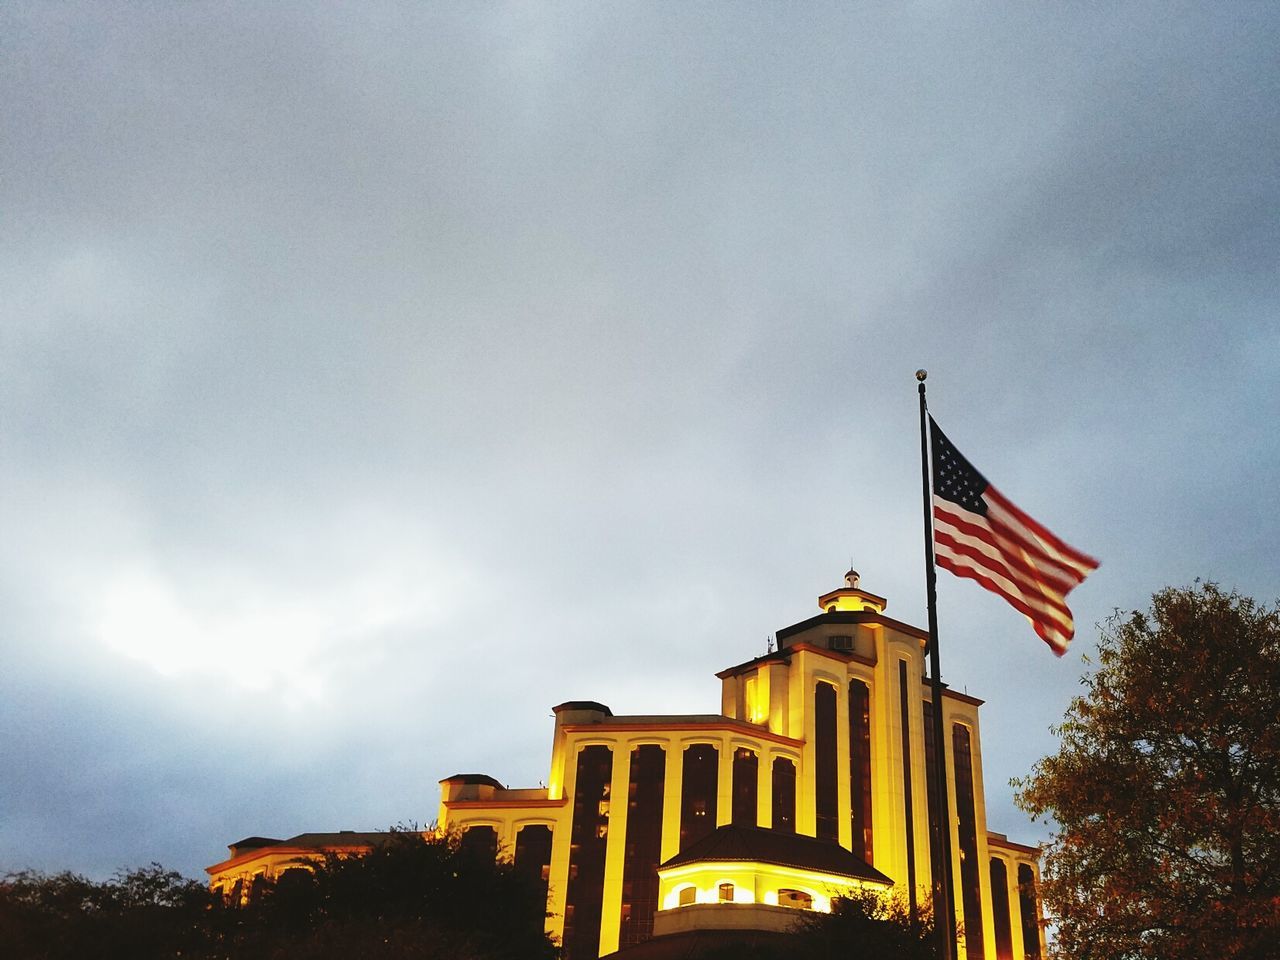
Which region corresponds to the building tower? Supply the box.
[437,575,1047,959]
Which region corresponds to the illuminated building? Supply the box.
[205,832,387,903]
[437,572,1048,959]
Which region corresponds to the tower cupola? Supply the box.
[817,567,887,614]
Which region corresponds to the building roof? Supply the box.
[209,831,395,875]
[660,825,892,886]
[439,773,505,788]
[277,831,391,848]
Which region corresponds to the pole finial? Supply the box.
[915,369,928,382]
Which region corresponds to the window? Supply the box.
[815,682,839,840]
[678,885,696,906]
[1018,864,1042,960]
[990,857,1013,960]
[564,745,612,960]
[460,824,498,862]
[777,888,813,909]
[514,824,553,905]
[830,634,854,651]
[732,748,758,827]
[953,724,985,960]
[850,678,873,862]
[772,758,796,833]
[718,882,734,902]
[620,744,665,948]
[680,744,718,850]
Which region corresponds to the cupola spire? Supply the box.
[818,566,887,614]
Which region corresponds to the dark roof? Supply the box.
[230,836,283,850]
[661,825,892,886]
[280,831,392,848]
[775,609,928,643]
[439,773,505,788]
[552,700,613,716]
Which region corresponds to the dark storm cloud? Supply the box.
[2,2,1277,877]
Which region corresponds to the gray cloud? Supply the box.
[2,1,1277,879]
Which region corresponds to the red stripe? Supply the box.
[985,486,1100,571]
[933,503,1080,594]
[934,536,1074,634]
[936,554,1072,655]
[933,529,1074,622]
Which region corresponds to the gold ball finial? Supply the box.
[915,369,928,382]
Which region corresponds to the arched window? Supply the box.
[620,745,665,948]
[1018,863,1042,960]
[772,757,796,833]
[814,682,839,840]
[777,888,813,910]
[680,744,718,850]
[849,678,873,861]
[564,745,613,960]
[459,824,498,862]
[732,748,758,827]
[718,882,734,902]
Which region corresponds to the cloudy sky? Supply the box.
[3,2,1277,881]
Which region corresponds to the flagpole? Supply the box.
[917,370,957,960]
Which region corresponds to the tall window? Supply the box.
[814,682,839,841]
[514,825,553,913]
[990,857,1013,960]
[564,745,612,960]
[953,724,985,959]
[849,678,873,862]
[619,745,665,949]
[459,824,497,862]
[680,744,718,850]
[772,758,796,833]
[923,701,944,906]
[1017,864,1042,960]
[731,748,758,827]
[898,661,918,919]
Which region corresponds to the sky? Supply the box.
[2,2,1278,882]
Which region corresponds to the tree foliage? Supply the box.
[1016,582,1280,960]
[783,888,936,960]
[0,864,211,960]
[692,889,935,960]
[0,830,556,960]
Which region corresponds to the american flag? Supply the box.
[929,416,1099,655]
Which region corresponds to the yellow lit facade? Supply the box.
[206,832,389,902]
[438,573,1049,960]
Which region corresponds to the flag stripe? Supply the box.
[933,502,1077,632]
[985,487,1099,577]
[933,501,1081,595]
[935,551,1072,655]
[933,528,1075,628]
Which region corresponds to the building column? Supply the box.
[1004,857,1024,960]
[597,743,632,958]
[660,744,682,863]
[716,736,733,827]
[757,747,774,828]
[836,675,854,852]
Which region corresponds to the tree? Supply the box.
[215,827,557,960]
[691,890,935,960]
[1015,582,1280,960]
[0,830,556,960]
[783,888,936,960]
[0,864,212,960]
